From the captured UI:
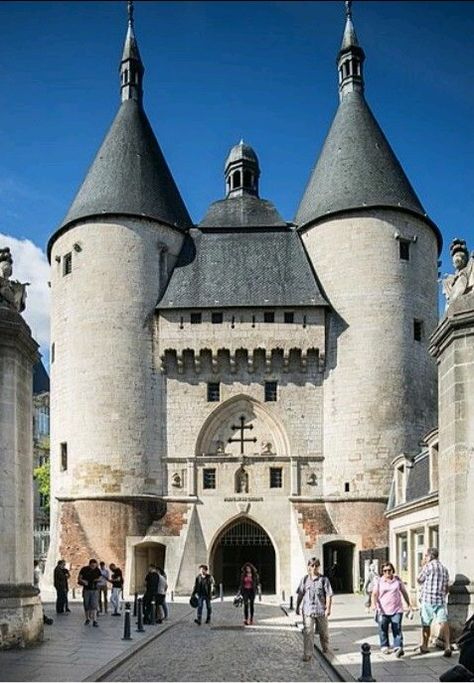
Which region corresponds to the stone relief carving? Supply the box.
[307,472,318,486]
[171,472,182,488]
[261,441,274,455]
[215,440,226,455]
[236,466,249,494]
[442,238,474,306]
[0,247,28,312]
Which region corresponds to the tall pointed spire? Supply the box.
[337,0,365,100]
[120,0,144,104]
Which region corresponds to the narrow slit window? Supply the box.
[60,442,68,471]
[265,381,278,402]
[207,382,220,402]
[344,482,350,493]
[63,252,72,276]
[414,319,423,341]
[399,239,410,261]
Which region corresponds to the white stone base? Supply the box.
[0,588,44,649]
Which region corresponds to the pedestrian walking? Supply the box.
[108,563,123,616]
[62,562,72,612]
[156,568,168,622]
[97,561,110,614]
[415,547,452,657]
[239,562,260,625]
[192,564,215,625]
[54,559,69,614]
[296,557,333,661]
[78,558,102,627]
[363,562,378,613]
[143,565,160,624]
[371,561,412,656]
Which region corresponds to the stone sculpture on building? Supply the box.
[442,239,474,305]
[0,247,28,313]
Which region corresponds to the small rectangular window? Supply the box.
[60,442,68,471]
[207,382,220,402]
[211,312,223,324]
[284,311,294,324]
[265,381,278,402]
[399,239,410,261]
[203,468,216,489]
[190,312,202,324]
[63,252,72,276]
[264,311,275,323]
[270,468,283,489]
[414,319,423,341]
[344,482,350,492]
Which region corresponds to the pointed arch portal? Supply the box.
[210,518,276,594]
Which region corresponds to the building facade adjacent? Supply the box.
[33,361,50,561]
[45,4,442,597]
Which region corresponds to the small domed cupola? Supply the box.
[337,0,365,101]
[224,140,260,198]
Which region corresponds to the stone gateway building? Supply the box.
[45,3,442,597]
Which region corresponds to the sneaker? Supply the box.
[394,648,404,658]
[65,609,71,613]
[84,619,90,625]
[381,647,391,655]
[244,619,249,625]
[413,646,429,655]
[205,618,211,624]
[194,619,201,625]
[93,621,99,627]
[249,619,254,625]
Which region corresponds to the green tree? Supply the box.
[33,460,50,514]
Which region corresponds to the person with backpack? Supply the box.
[371,561,412,656]
[296,557,333,660]
[192,564,215,625]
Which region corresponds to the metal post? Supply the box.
[72,587,76,599]
[136,598,145,632]
[122,602,132,641]
[171,590,174,602]
[282,589,286,602]
[133,593,138,617]
[149,600,156,625]
[219,583,224,602]
[289,595,294,611]
[357,643,375,682]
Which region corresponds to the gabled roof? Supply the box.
[296,91,432,229]
[199,195,287,229]
[157,228,327,309]
[48,99,191,257]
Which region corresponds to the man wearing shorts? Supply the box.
[78,558,102,627]
[416,547,452,656]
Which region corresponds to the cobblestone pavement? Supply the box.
[105,601,332,682]
[0,600,190,682]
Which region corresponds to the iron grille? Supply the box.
[221,520,272,546]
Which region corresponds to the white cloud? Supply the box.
[0,232,50,361]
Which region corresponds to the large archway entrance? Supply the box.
[211,518,276,594]
[323,540,355,593]
[133,542,166,594]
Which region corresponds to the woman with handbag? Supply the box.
[239,563,260,625]
[371,562,412,657]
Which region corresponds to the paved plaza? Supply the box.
[0,594,463,682]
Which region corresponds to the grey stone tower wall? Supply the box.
[46,217,183,580]
[301,209,438,499]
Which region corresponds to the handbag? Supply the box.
[189,594,199,608]
[233,593,243,608]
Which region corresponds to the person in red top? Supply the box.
[239,563,260,625]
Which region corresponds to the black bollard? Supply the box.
[282,589,286,603]
[122,602,133,641]
[289,595,294,611]
[149,600,156,625]
[357,643,375,682]
[133,593,138,617]
[136,598,145,632]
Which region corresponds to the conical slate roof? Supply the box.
[295,91,427,228]
[56,99,191,234]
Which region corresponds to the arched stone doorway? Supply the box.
[211,518,276,594]
[323,540,355,593]
[133,542,166,594]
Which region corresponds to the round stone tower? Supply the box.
[46,3,191,578]
[296,3,442,522]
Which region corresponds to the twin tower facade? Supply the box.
[46,4,441,595]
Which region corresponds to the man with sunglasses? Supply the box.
[296,557,333,661]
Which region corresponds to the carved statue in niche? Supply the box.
[261,441,274,455]
[171,472,182,488]
[0,247,28,312]
[215,440,226,455]
[442,238,474,306]
[307,472,318,486]
[236,466,249,494]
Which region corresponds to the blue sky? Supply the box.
[1,1,473,361]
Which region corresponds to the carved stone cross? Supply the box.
[228,415,257,455]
